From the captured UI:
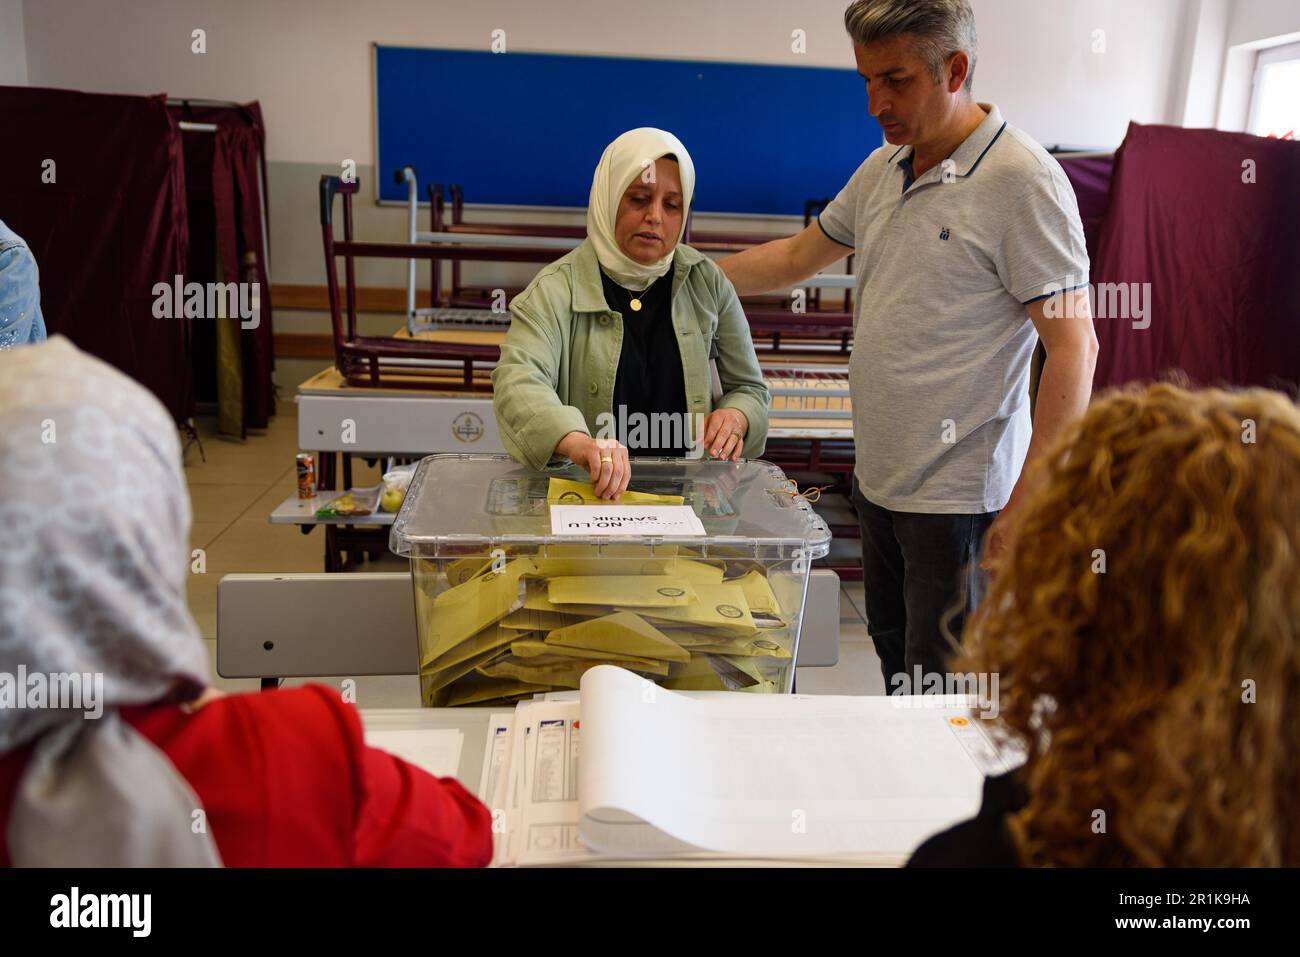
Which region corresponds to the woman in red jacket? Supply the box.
[0,336,492,867]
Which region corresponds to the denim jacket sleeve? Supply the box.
[0,233,47,349]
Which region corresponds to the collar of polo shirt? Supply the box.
[890,103,1009,192]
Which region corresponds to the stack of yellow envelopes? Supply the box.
[414,549,795,706]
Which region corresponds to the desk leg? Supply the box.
[260,677,281,691]
[317,450,336,491]
[325,525,343,572]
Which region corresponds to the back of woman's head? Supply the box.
[957,381,1300,866]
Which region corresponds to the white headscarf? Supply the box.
[586,127,697,291]
[0,336,221,866]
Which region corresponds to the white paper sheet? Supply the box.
[549,504,706,537]
[364,728,463,779]
[576,666,1019,861]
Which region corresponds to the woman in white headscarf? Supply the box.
[0,337,492,867]
[491,128,770,499]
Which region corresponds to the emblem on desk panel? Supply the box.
[452,412,485,443]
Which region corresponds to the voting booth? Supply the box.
[390,455,831,706]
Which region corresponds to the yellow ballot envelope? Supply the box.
[522,581,611,618]
[629,581,759,636]
[444,674,553,707]
[686,634,793,659]
[509,638,670,674]
[445,556,493,586]
[547,576,697,608]
[531,541,677,578]
[423,623,525,675]
[418,559,536,667]
[480,654,663,688]
[733,568,784,621]
[662,654,729,691]
[664,558,727,585]
[547,477,683,506]
[545,612,691,663]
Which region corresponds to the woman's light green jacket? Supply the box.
[491,239,770,471]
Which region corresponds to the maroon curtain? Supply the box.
[0,86,192,422]
[1092,123,1300,391]
[1057,154,1115,267]
[169,101,276,429]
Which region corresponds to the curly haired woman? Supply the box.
[909,381,1300,867]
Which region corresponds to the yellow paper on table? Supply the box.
[420,559,536,667]
[509,639,670,674]
[547,478,683,506]
[545,612,691,663]
[631,581,758,636]
[547,576,696,608]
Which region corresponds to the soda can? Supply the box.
[296,453,316,499]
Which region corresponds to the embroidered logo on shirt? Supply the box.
[939,228,951,241]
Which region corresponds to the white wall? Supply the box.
[21,0,1192,162]
[1216,0,1300,130]
[1226,0,1300,46]
[0,0,28,85]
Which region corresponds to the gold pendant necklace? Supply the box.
[629,297,642,312]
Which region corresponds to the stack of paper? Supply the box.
[477,667,1021,867]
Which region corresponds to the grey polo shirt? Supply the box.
[819,103,1089,514]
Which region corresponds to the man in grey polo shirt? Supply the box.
[722,0,1098,690]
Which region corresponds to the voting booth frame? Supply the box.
[389,455,831,708]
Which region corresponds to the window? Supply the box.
[1247,41,1300,139]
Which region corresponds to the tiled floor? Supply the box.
[183,402,885,703]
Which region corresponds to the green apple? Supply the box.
[380,488,404,513]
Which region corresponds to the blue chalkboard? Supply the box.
[374,45,881,215]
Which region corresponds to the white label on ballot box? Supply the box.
[549,504,706,537]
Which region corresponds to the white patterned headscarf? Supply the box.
[0,336,220,866]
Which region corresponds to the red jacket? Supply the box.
[0,685,493,867]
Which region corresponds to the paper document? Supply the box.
[364,728,464,779]
[549,504,706,537]
[576,666,1019,862]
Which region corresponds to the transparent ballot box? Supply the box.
[389,455,832,707]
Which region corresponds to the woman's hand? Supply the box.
[700,408,748,460]
[555,432,631,500]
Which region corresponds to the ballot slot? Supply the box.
[390,455,831,707]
